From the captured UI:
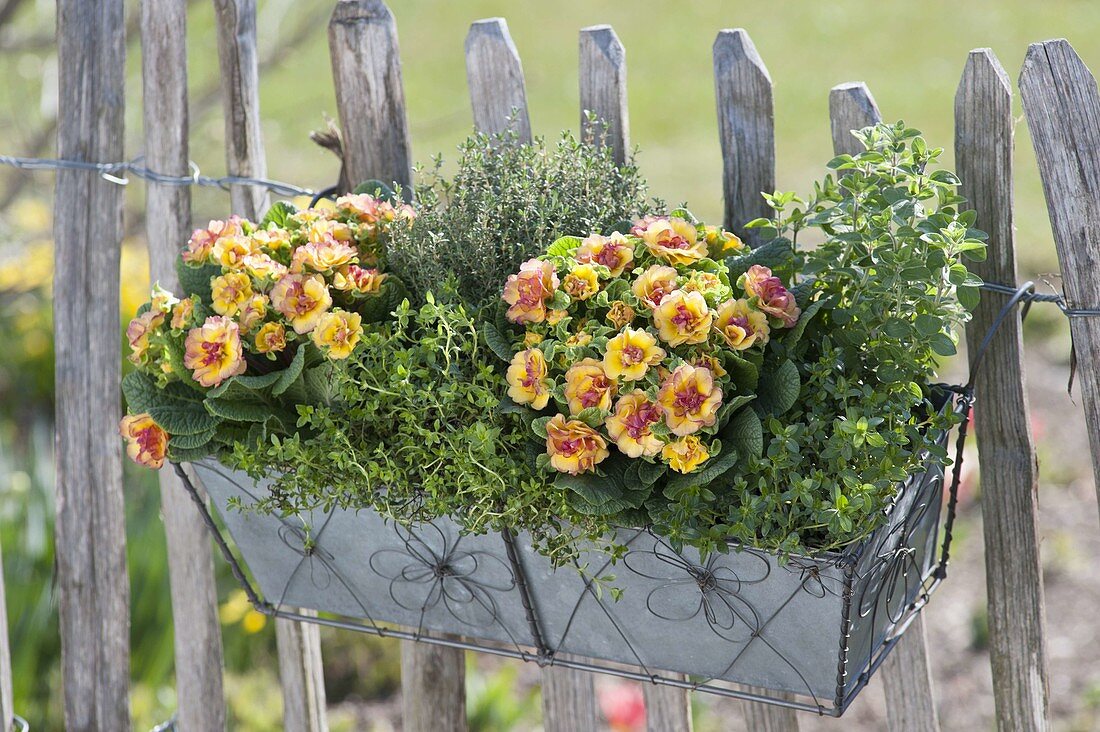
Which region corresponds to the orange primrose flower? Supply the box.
[545,414,610,475]
[632,265,679,309]
[605,390,664,458]
[506,348,552,410]
[564,358,617,415]
[662,435,710,473]
[657,364,723,436]
[575,232,635,277]
[639,217,707,265]
[183,315,247,387]
[603,327,665,381]
[652,290,713,346]
[270,273,333,334]
[503,259,559,325]
[714,298,770,350]
[310,309,363,359]
[119,413,169,469]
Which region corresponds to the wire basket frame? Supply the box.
[174,388,971,717]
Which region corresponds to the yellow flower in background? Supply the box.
[210,272,254,317]
[662,435,710,474]
[562,264,600,301]
[640,217,707,265]
[331,264,386,294]
[212,234,255,269]
[652,290,713,346]
[119,413,169,469]
[605,390,664,458]
[545,414,609,475]
[714,298,770,350]
[575,232,635,277]
[126,309,165,366]
[606,301,635,330]
[291,238,358,274]
[506,348,551,410]
[703,225,745,258]
[241,252,288,281]
[564,358,616,415]
[632,265,679,309]
[657,364,722,436]
[171,297,195,331]
[523,331,544,348]
[237,295,268,334]
[270,273,332,334]
[603,327,665,381]
[254,322,287,354]
[311,309,363,359]
[503,258,559,325]
[219,589,267,634]
[184,315,247,387]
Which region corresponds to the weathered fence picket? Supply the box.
[54,0,131,728]
[827,79,944,732]
[328,0,412,192]
[140,0,227,729]
[211,1,328,728]
[0,543,11,732]
[465,18,532,143]
[643,681,693,732]
[960,48,1051,732]
[579,25,629,165]
[714,28,775,246]
[1020,39,1100,527]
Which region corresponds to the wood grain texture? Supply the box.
[465,18,531,142]
[713,28,775,246]
[882,616,940,732]
[141,2,228,728]
[828,82,881,157]
[328,0,411,191]
[740,686,797,732]
[962,47,1050,732]
[213,0,269,218]
[276,613,329,732]
[401,641,466,732]
[0,542,11,732]
[1020,39,1100,530]
[54,0,131,728]
[540,663,598,732]
[579,24,629,165]
[643,678,693,732]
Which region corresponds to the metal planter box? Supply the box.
[183,406,961,717]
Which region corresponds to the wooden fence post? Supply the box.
[0,543,11,732]
[328,0,412,192]
[140,1,228,729]
[212,2,328,729]
[213,0,270,219]
[579,25,629,165]
[54,0,131,728]
[713,28,775,246]
[1020,39,1100,528]
[960,48,1051,732]
[465,18,532,143]
[826,80,942,732]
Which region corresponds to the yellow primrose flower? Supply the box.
[311,309,363,359]
[739,265,801,327]
[150,282,179,314]
[291,239,358,274]
[331,264,386,294]
[632,265,679,309]
[564,357,617,415]
[714,298,770,350]
[306,218,353,244]
[251,226,292,252]
[547,309,568,326]
[603,327,665,381]
[119,413,168,469]
[211,234,255,269]
[335,193,384,223]
[606,301,635,329]
[565,331,592,347]
[692,354,727,378]
[126,309,165,366]
[241,252,288,281]
[171,297,195,331]
[562,264,600,301]
[506,348,551,410]
[652,290,713,346]
[524,331,545,348]
[503,258,559,325]
[254,322,287,354]
[183,315,247,387]
[545,414,609,475]
[662,435,710,474]
[270,273,333,334]
[605,390,664,458]
[683,270,723,296]
[210,272,254,317]
[640,217,707,265]
[657,364,723,436]
[183,216,244,264]
[575,232,635,277]
[703,225,745,257]
[237,294,268,334]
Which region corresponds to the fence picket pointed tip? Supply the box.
[465,16,531,142]
[466,17,513,49]
[961,48,1011,95]
[330,0,394,25]
[580,24,623,63]
[713,28,771,82]
[828,81,880,157]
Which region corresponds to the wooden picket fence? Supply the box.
[4,0,1100,729]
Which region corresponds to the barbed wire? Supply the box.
[0,153,317,199]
